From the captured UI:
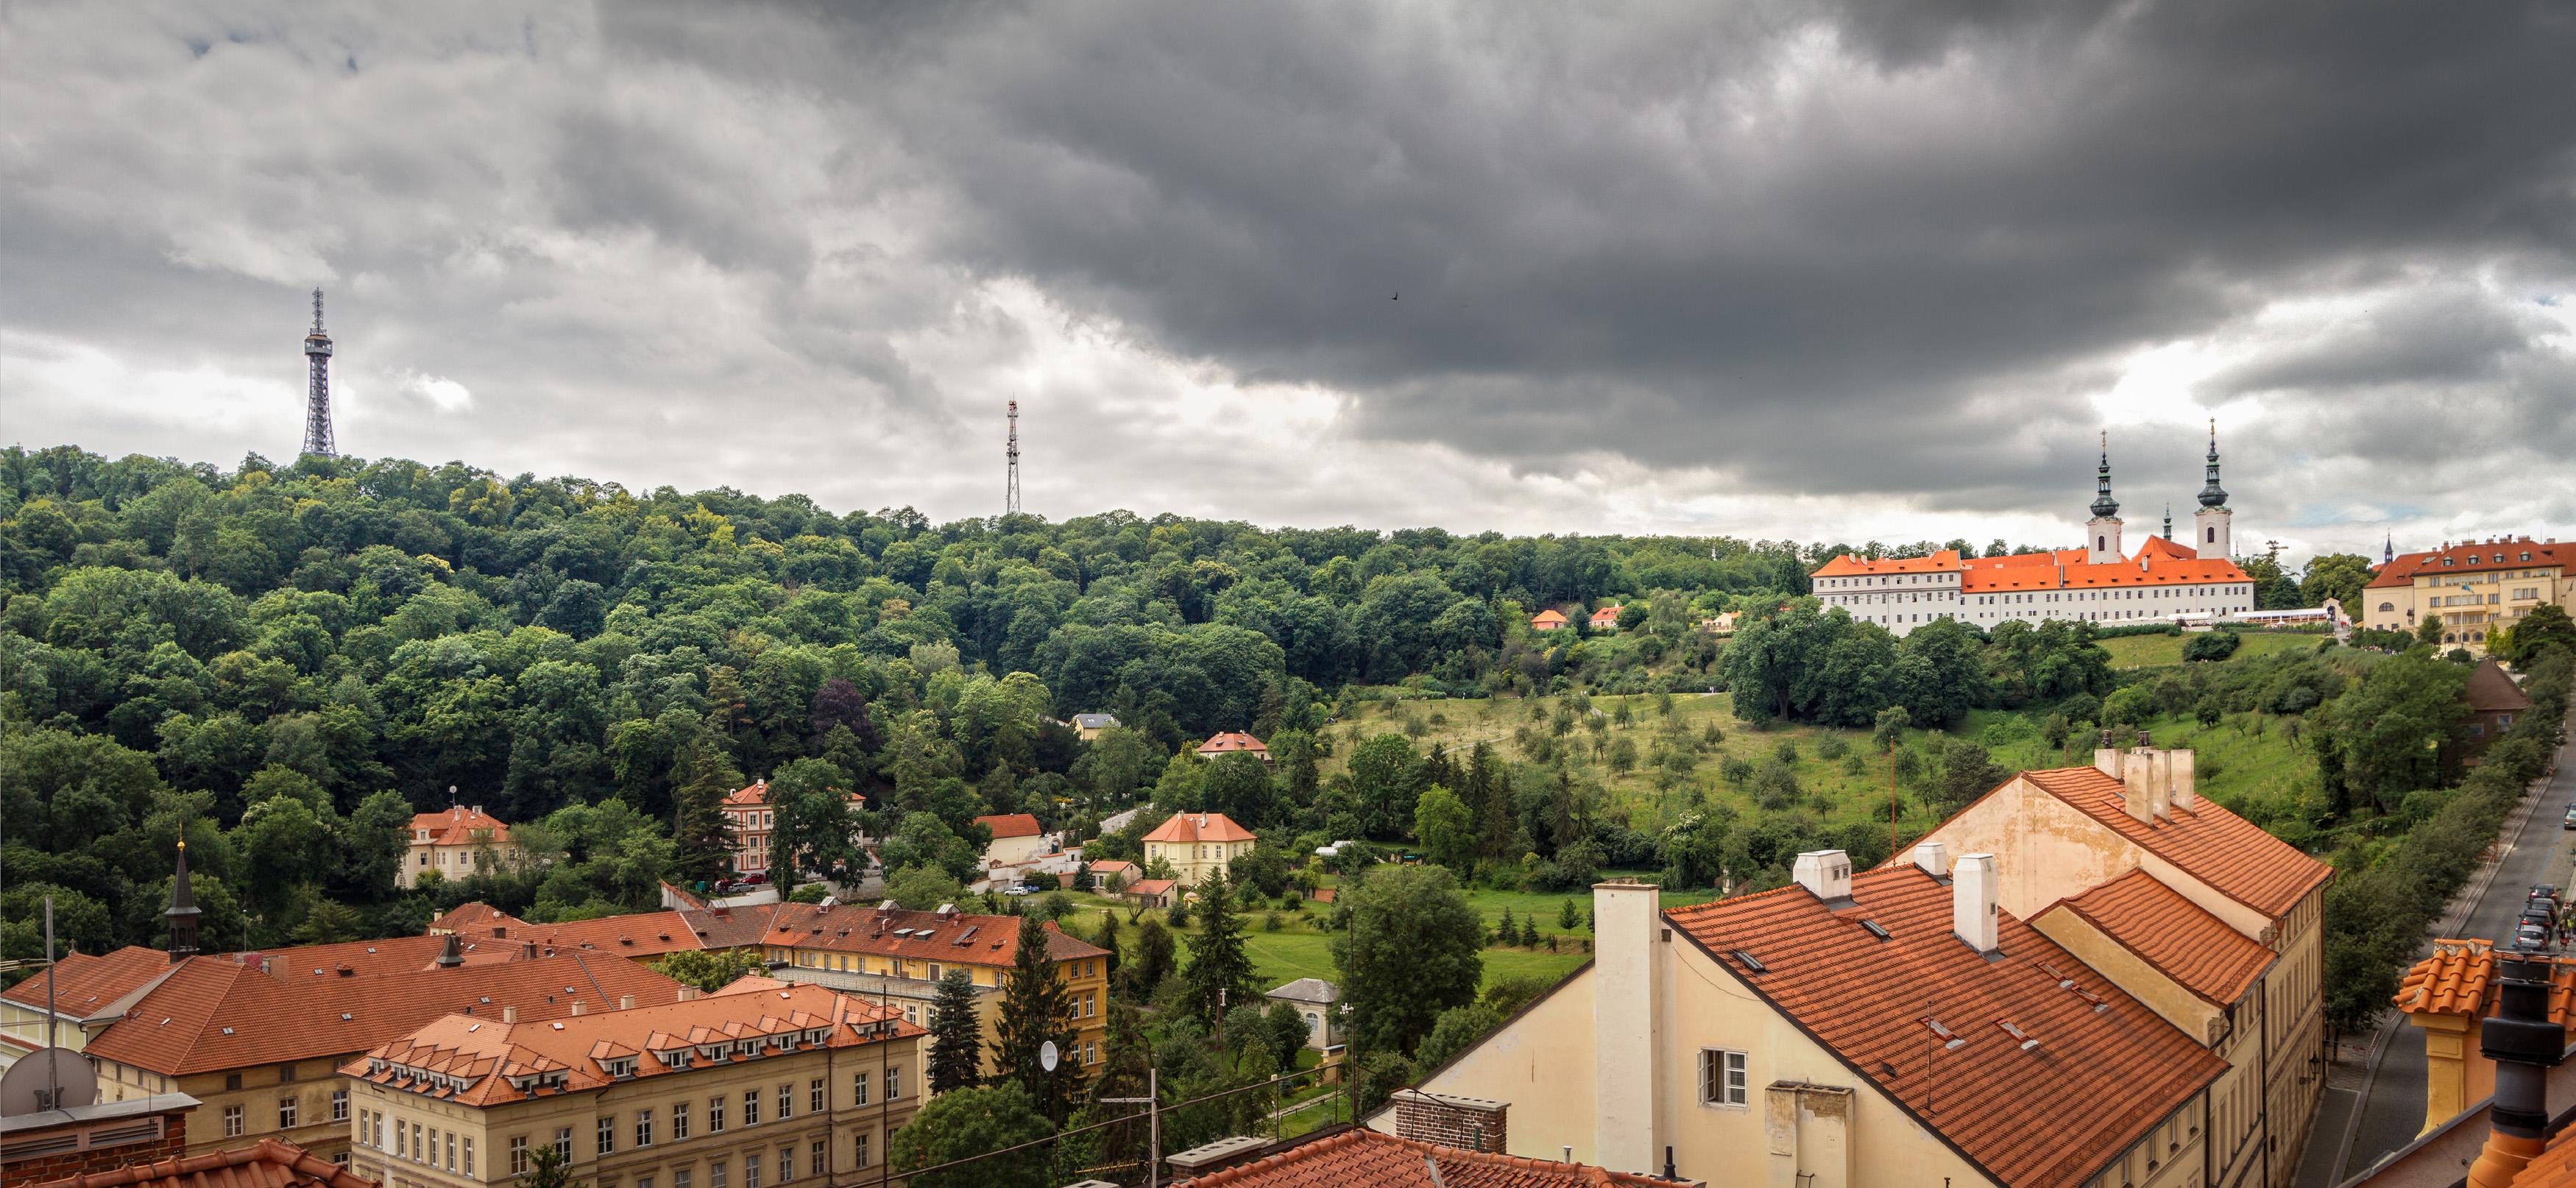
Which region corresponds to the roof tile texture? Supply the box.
[1665,866,2227,1188]
[2021,768,2332,919]
[1144,812,1258,844]
[32,1137,378,1188]
[1172,1128,1666,1187]
[760,903,1106,966]
[974,813,1044,839]
[1,946,174,1018]
[407,806,510,846]
[2038,869,2274,1004]
[2393,939,2576,1024]
[2368,539,2566,588]
[1196,732,1269,755]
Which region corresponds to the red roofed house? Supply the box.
[1123,878,1181,910]
[1196,732,1271,764]
[344,980,924,1188]
[2363,537,2572,653]
[1810,429,2258,636]
[972,812,1052,866]
[1529,608,1570,632]
[401,805,523,888]
[720,779,866,881]
[1086,859,1136,891]
[1143,812,1259,886]
[1588,605,1623,631]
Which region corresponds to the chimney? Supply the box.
[2469,952,2568,1188]
[570,1000,586,1016]
[522,940,538,959]
[434,933,463,969]
[473,805,484,816]
[501,1005,517,1024]
[2168,749,2198,810]
[1791,850,1853,902]
[618,995,634,1011]
[2139,748,2173,819]
[1912,841,1950,878]
[1592,881,1666,1174]
[2120,757,2157,823]
[1953,854,1999,954]
[2093,747,2125,780]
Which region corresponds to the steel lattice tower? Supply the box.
[1005,399,1021,516]
[300,288,338,458]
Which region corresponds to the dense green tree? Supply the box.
[1127,916,1177,997]
[2499,604,2576,665]
[990,916,1082,1122]
[2299,553,2375,612]
[927,969,985,1095]
[765,757,860,891]
[1181,871,1259,1028]
[1346,733,1423,838]
[648,948,770,992]
[1332,865,1483,1056]
[1412,785,1475,870]
[889,1083,1054,1188]
[2312,653,2469,816]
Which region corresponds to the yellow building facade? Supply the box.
[757,902,1110,1075]
[1141,812,1257,887]
[2363,537,2573,653]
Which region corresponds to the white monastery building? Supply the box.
[1812,426,2255,636]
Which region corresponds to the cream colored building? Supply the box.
[343,980,925,1188]
[1142,813,1257,887]
[406,806,524,888]
[2363,537,2573,653]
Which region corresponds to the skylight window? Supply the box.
[1729,949,1768,973]
[1922,1017,1966,1050]
[1859,919,1892,941]
[1995,1019,2039,1050]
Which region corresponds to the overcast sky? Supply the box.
[4,2,2571,562]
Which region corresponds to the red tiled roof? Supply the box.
[2037,870,2275,1005]
[81,952,684,1076]
[760,903,1106,967]
[1529,609,1569,626]
[1588,606,1622,624]
[1197,732,1270,755]
[2368,539,2569,588]
[32,1138,379,1188]
[2466,659,2533,714]
[1172,1127,1667,1187]
[2020,768,2334,920]
[974,813,1044,839]
[2055,557,2248,588]
[1811,551,1963,576]
[2393,939,2576,1025]
[407,806,510,847]
[1143,812,1258,844]
[1664,866,2226,1188]
[342,982,919,1109]
[2507,1102,2576,1188]
[1089,860,1133,872]
[1126,879,1179,898]
[428,902,528,936]
[2135,536,2198,562]
[0,945,174,1019]
[723,779,770,807]
[453,911,704,958]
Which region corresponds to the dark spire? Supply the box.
[2090,431,2120,519]
[166,839,202,963]
[435,932,464,969]
[2163,503,2173,540]
[2197,418,2229,509]
[2385,534,2395,565]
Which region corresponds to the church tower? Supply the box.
[166,838,201,962]
[2087,433,2124,565]
[2193,419,2232,560]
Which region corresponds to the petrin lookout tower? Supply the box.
[301,288,337,458]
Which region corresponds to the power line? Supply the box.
[891,1064,1333,1182]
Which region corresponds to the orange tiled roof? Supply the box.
[1664,866,2226,1188]
[2393,939,2576,1024]
[1127,879,1179,897]
[1089,860,1133,872]
[2037,870,2275,1005]
[342,981,921,1109]
[80,951,684,1076]
[1172,1127,1668,1187]
[1588,606,1622,624]
[2135,536,2198,562]
[2506,1103,2576,1188]
[466,911,704,958]
[2368,539,2568,588]
[974,813,1044,839]
[2020,768,2333,919]
[1197,732,1270,755]
[0,945,175,1019]
[1144,812,1257,844]
[723,779,770,807]
[31,1137,379,1188]
[1811,551,1963,577]
[428,902,528,936]
[407,806,510,847]
[2056,557,2248,588]
[1529,609,1569,627]
[760,903,1106,967]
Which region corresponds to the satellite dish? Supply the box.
[1038,1041,1060,1072]
[0,1047,96,1117]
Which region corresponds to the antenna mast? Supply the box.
[300,288,339,458]
[1005,400,1021,517]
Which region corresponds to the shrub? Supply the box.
[1816,735,1850,760]
[2183,632,2243,662]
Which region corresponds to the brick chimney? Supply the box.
[1953,854,1999,954]
[1911,841,1949,878]
[1592,880,1665,1174]
[1791,850,1852,902]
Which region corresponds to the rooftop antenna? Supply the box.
[300,288,338,458]
[1005,400,1021,517]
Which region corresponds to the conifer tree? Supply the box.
[1181,869,1259,1028]
[927,968,985,1095]
[990,915,1081,1122]
[669,732,743,885]
[1092,910,1122,987]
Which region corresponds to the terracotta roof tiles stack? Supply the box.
[2393,939,2576,1025]
[2037,869,2275,1004]
[31,1137,378,1188]
[2020,767,2333,920]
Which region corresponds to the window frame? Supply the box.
[1699,1048,1749,1109]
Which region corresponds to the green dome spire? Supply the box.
[2090,432,2120,519]
[2198,418,2229,509]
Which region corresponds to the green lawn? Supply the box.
[2099,630,2323,668]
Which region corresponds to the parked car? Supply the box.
[2563,805,2576,830]
[741,871,769,885]
[2516,922,2553,950]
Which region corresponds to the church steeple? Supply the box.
[166,838,202,962]
[2385,534,2394,565]
[2163,503,2173,541]
[2090,432,2120,519]
[2198,418,2229,509]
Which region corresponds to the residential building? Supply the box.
[757,900,1110,1076]
[1195,732,1270,763]
[718,782,867,881]
[26,1134,378,1188]
[1588,606,1622,631]
[1167,1126,1677,1187]
[1070,713,1120,740]
[1529,609,1569,632]
[343,980,924,1188]
[1123,879,1179,910]
[2362,537,2572,652]
[1908,749,2333,1188]
[1378,855,2226,1187]
[1262,980,1343,1051]
[1696,612,1740,634]
[1142,813,1259,886]
[971,813,1052,867]
[1085,860,1136,891]
[5,1093,202,1186]
[403,807,523,889]
[1,946,177,1069]
[2460,659,2533,762]
[1810,431,2254,637]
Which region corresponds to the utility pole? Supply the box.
[1105,1067,1159,1188]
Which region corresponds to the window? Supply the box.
[511,1136,530,1175]
[334,1152,351,1169]
[810,1078,826,1114]
[744,1089,760,1126]
[746,1154,762,1188]
[672,1101,690,1140]
[555,1127,573,1161]
[852,1072,869,1106]
[813,1141,828,1178]
[779,1146,796,1182]
[675,1171,692,1188]
[464,1138,475,1176]
[280,1063,299,1083]
[1699,1049,1749,1107]
[225,1072,244,1092]
[600,1115,617,1155]
[330,1089,349,1122]
[710,1096,726,1132]
[279,1095,299,1129]
[711,1162,728,1188]
[637,1110,654,1148]
[224,1105,244,1138]
[779,1083,794,1120]
[889,1066,903,1099]
[854,1131,871,1167]
[447,1133,457,1171]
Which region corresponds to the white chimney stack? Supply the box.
[1592,881,1665,1173]
[2169,750,2198,810]
[501,1005,517,1024]
[618,995,634,1011]
[1792,850,1853,901]
[2094,747,2125,779]
[2121,756,2157,823]
[1953,853,2000,954]
[1913,841,1950,878]
[569,1000,585,1016]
